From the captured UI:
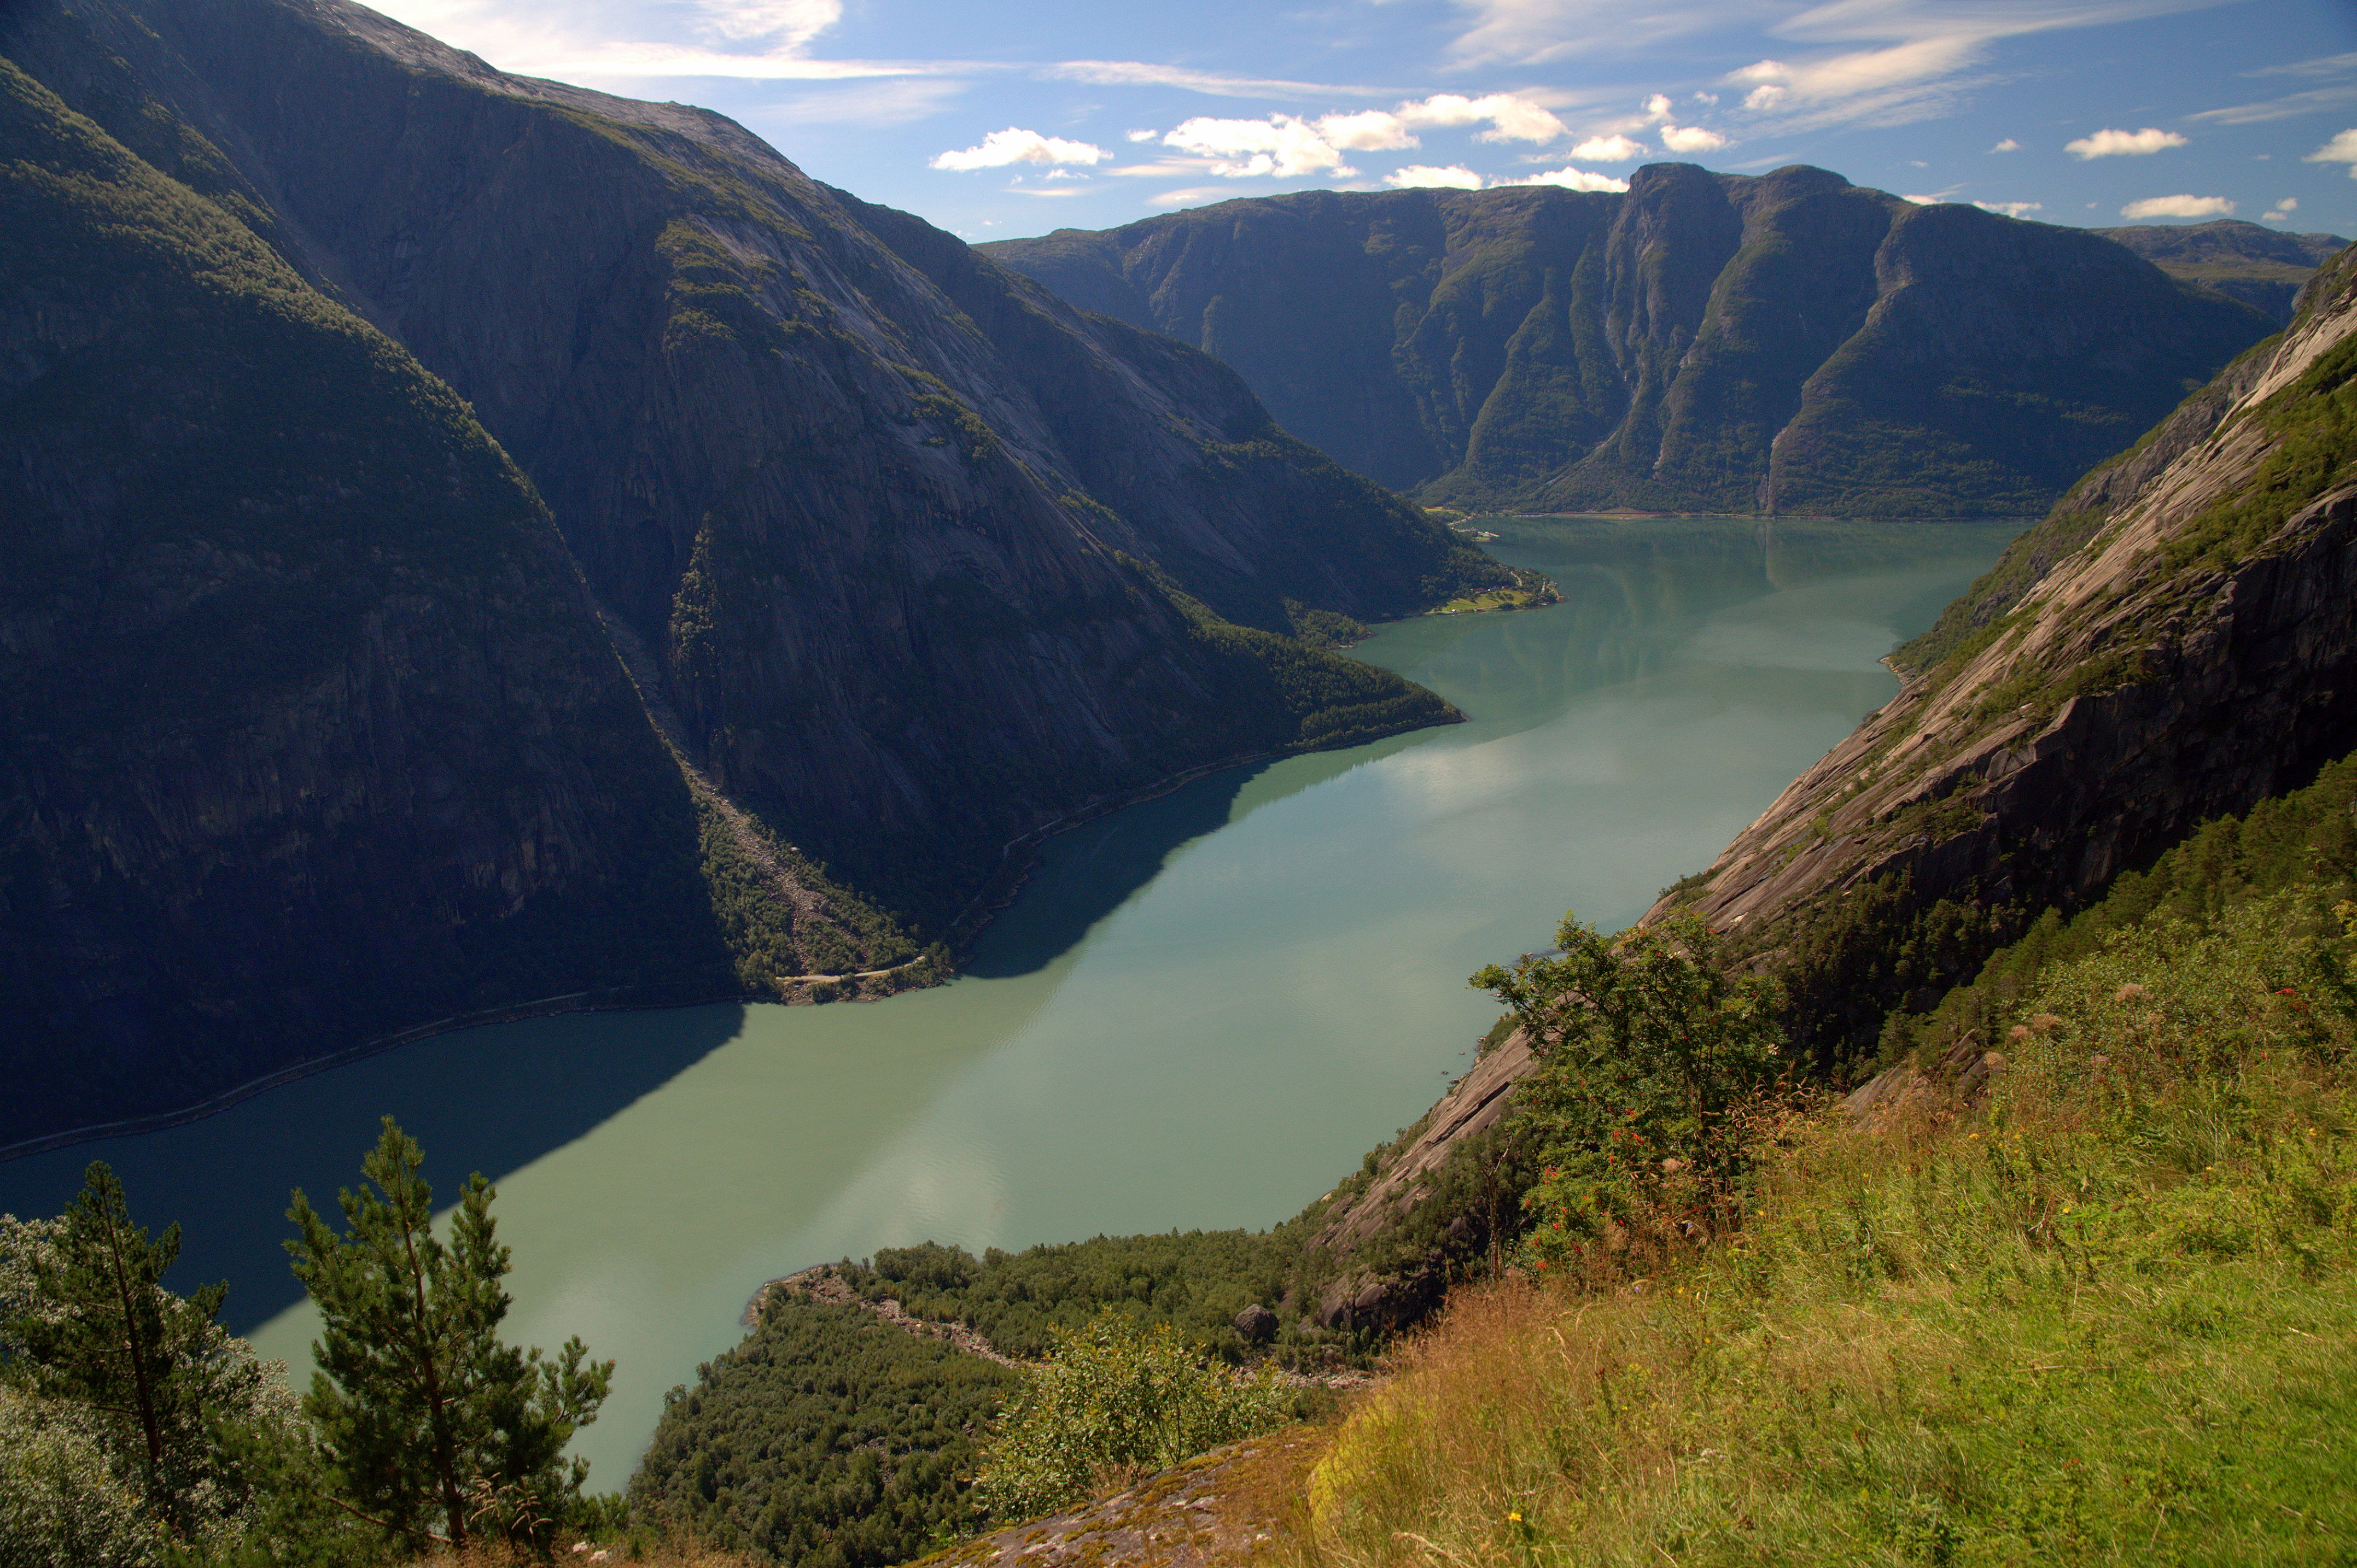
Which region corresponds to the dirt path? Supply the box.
[744,1267,1020,1366]
[909,1427,1330,1568]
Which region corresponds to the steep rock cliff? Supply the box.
[983,171,2276,517]
[0,60,737,1146]
[1300,239,2357,1320]
[4,0,1498,926]
[1665,243,2357,1058]
[0,0,1502,1146]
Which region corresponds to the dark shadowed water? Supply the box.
[0,515,2018,1485]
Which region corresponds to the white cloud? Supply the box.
[1693,91,1719,105]
[1660,124,1729,154]
[931,127,1109,171]
[693,0,840,48]
[2191,83,2357,125]
[1043,60,1387,99]
[1163,115,1358,178]
[2119,194,2236,219]
[1385,164,1487,189]
[502,43,936,79]
[1148,185,1241,208]
[755,76,967,127]
[2065,126,2189,159]
[1644,93,1675,119]
[1974,200,2043,217]
[1318,110,1422,151]
[1156,94,1569,182]
[1900,194,1947,205]
[2306,128,2357,177]
[2247,50,2357,78]
[1713,34,1995,132]
[1571,133,1648,161]
[1372,161,1631,193]
[1507,165,1631,192]
[1125,128,1160,143]
[1403,93,1568,142]
[1991,137,2021,151]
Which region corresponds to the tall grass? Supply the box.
[1300,893,2357,1565]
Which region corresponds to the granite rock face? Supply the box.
[984,170,2277,516]
[1298,239,2357,1319]
[0,0,1498,1144]
[1668,243,2357,970]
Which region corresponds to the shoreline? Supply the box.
[2,698,1466,1168]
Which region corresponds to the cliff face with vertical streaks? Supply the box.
[984,170,2279,517]
[0,0,1505,1146]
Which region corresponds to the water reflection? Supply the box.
[0,514,2026,1484]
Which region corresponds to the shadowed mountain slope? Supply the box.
[0,57,741,1145]
[0,0,1503,1146]
[983,171,2278,517]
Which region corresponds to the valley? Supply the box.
[4,0,2353,1557]
[0,512,2016,1488]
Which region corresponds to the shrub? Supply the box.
[1472,913,1785,1273]
[0,1386,159,1568]
[1301,891,2357,1566]
[971,1312,1292,1523]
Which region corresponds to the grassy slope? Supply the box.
[1301,890,2357,1565]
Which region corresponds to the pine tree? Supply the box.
[4,1160,227,1531]
[284,1116,611,1552]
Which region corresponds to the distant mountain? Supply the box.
[2099,219,2347,326]
[982,169,2282,517]
[1676,238,2357,1067]
[1300,235,2357,1331]
[0,0,1506,1148]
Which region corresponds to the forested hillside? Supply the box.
[0,0,1509,1148]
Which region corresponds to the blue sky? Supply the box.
[369,0,2357,242]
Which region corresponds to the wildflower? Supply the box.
[1508,1511,1524,1523]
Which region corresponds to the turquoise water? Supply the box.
[0,515,2017,1487]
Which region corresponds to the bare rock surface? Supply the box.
[911,1427,1327,1568]
[1295,242,2357,1322]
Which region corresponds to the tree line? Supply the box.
[1,1118,612,1564]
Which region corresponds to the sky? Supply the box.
[364,0,2357,243]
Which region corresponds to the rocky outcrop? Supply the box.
[2098,219,2347,327]
[1298,1029,1533,1333]
[0,0,1504,1146]
[1297,239,2357,1315]
[984,170,2276,516]
[1668,242,2357,966]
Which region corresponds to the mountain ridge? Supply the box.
[1294,235,2357,1325]
[0,0,1509,1148]
[982,171,2279,518]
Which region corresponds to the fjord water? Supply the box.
[0,515,2016,1483]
